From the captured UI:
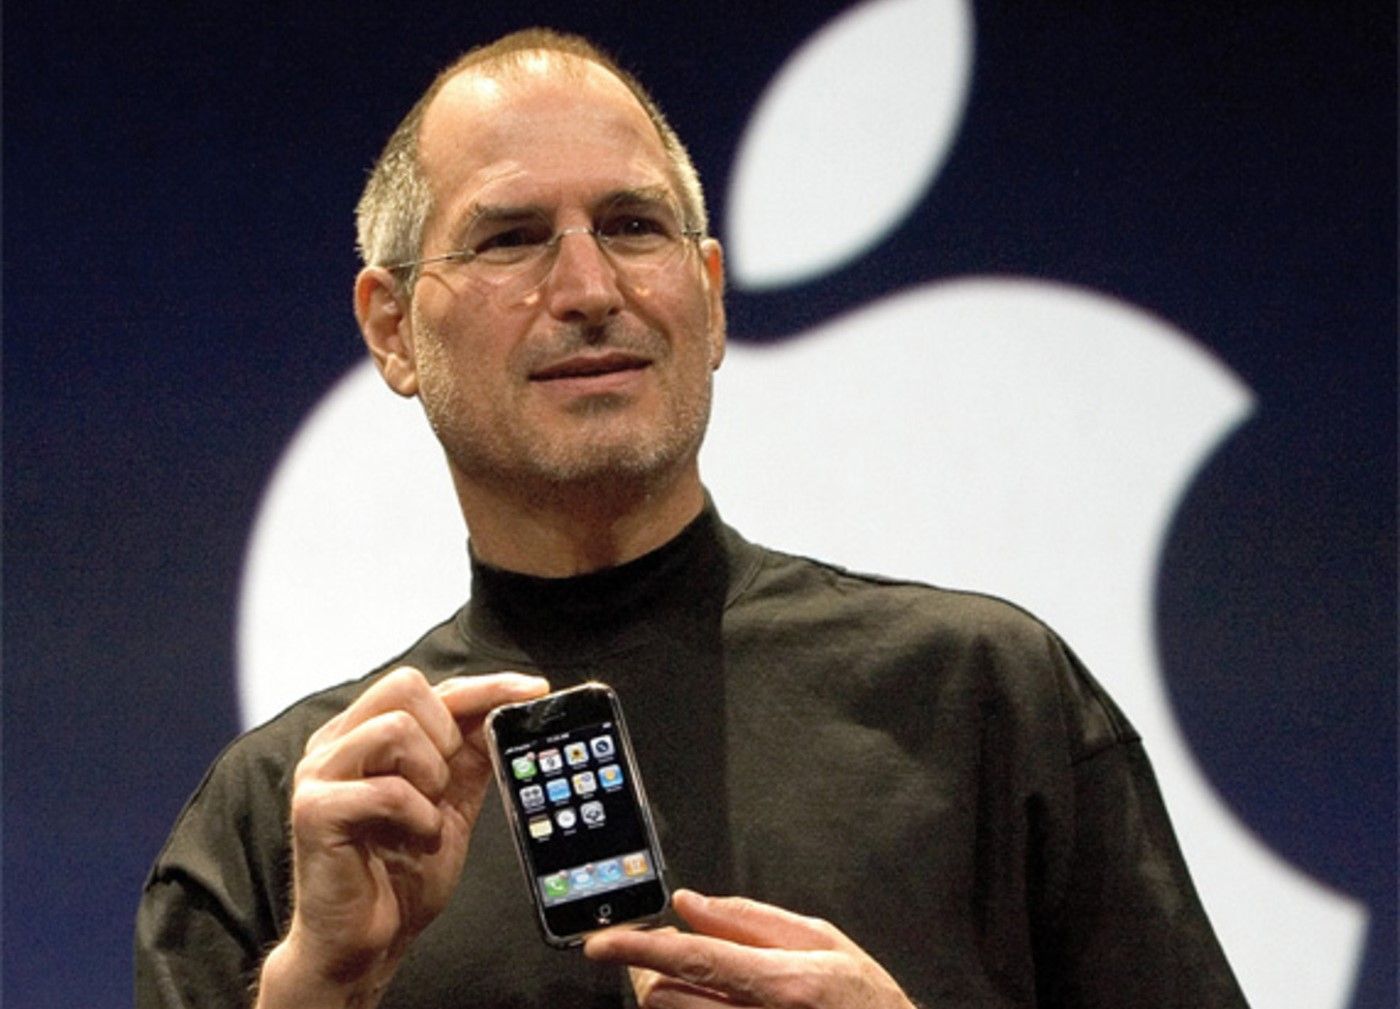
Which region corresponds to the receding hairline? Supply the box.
[421,50,654,159]
[354,29,708,275]
[426,29,638,102]
[423,47,687,187]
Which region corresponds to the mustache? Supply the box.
[519,322,667,370]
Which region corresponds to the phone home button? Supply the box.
[595,904,613,925]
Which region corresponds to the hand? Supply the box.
[256,667,549,1009]
[584,889,917,1009]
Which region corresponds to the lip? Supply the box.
[528,351,652,389]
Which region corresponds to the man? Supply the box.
[137,29,1248,1009]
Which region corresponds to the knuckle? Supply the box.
[292,754,317,787]
[674,949,719,988]
[806,914,842,944]
[772,971,825,1009]
[303,722,332,754]
[291,751,327,789]
[379,708,419,740]
[368,774,412,810]
[304,707,352,754]
[420,755,451,799]
[288,779,335,831]
[381,665,426,689]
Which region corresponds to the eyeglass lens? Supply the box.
[459,197,695,305]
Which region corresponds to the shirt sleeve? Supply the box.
[134,733,296,1009]
[1031,639,1250,1008]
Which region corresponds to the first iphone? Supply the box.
[486,682,670,946]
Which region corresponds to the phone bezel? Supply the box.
[486,682,670,947]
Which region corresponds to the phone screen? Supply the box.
[488,683,669,945]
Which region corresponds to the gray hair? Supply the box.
[354,28,708,289]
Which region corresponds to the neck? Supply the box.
[452,464,706,577]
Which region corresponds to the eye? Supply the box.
[603,214,666,238]
[468,218,554,262]
[598,205,678,252]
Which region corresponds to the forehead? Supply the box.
[418,57,675,226]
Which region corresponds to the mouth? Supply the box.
[529,352,652,384]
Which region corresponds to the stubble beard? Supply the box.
[412,311,714,510]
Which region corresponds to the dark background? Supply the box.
[5,2,1394,1006]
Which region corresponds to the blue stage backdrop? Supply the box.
[5,3,1394,1008]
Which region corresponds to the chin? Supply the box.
[525,425,703,494]
[545,398,709,472]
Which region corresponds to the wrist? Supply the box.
[254,933,395,1009]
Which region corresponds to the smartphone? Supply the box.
[486,682,670,946]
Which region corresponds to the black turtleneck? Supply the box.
[461,501,740,664]
[138,503,1248,1009]
[458,504,757,899]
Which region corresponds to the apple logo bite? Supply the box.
[238,3,1364,1005]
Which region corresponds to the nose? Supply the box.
[540,227,624,324]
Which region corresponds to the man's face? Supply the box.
[400,58,725,500]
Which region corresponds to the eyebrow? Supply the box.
[596,186,676,211]
[453,186,679,242]
[449,204,546,247]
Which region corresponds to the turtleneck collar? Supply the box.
[457,498,759,665]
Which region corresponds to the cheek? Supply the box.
[660,284,720,357]
[412,319,478,409]
[415,303,504,391]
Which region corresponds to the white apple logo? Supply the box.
[238,1,1364,1005]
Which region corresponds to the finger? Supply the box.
[670,890,851,953]
[435,671,551,726]
[607,930,736,1007]
[308,667,462,758]
[299,710,453,800]
[613,928,690,1006]
[292,775,445,847]
[584,928,775,1004]
[671,891,836,951]
[629,964,748,1009]
[438,672,551,773]
[431,674,550,816]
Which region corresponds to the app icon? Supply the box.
[519,784,545,811]
[564,742,589,767]
[555,807,578,830]
[572,770,597,795]
[538,748,563,774]
[580,800,605,826]
[570,865,595,891]
[589,735,615,760]
[528,815,553,840]
[511,753,537,780]
[542,872,569,900]
[546,778,571,803]
[598,764,624,790]
[597,859,623,883]
[622,852,650,877]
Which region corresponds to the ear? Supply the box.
[355,267,419,397]
[699,238,727,370]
